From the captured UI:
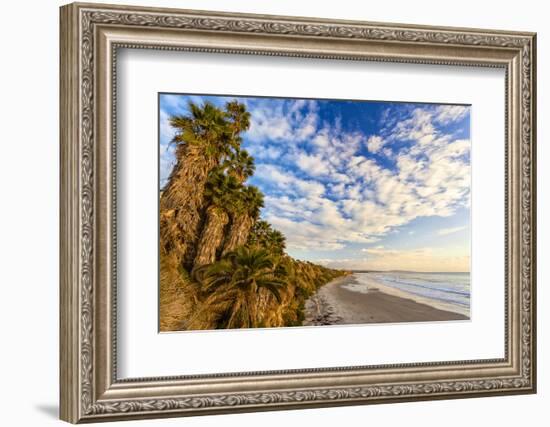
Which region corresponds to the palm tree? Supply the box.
[160,102,231,265]
[266,229,286,255]
[247,220,286,255]
[224,148,255,183]
[193,247,286,329]
[225,100,251,139]
[159,101,245,270]
[193,169,241,270]
[221,185,264,256]
[221,148,258,255]
[248,220,272,246]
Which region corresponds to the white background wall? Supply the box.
[0,0,546,426]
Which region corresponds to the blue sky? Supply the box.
[159,94,471,272]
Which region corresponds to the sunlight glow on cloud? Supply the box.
[318,246,470,272]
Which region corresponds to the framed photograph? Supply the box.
[60,2,537,423]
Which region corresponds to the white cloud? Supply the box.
[295,152,327,177]
[246,99,320,144]
[382,147,394,158]
[247,145,282,161]
[254,164,325,198]
[160,94,188,112]
[254,164,293,188]
[361,245,384,253]
[393,108,435,142]
[437,226,467,236]
[159,109,176,146]
[244,101,471,253]
[159,146,176,186]
[159,109,177,186]
[435,105,469,124]
[296,111,317,140]
[295,179,325,197]
[266,215,347,251]
[312,133,330,148]
[366,135,385,153]
[307,127,366,169]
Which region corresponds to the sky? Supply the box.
[159,93,471,272]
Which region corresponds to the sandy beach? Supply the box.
[303,274,468,326]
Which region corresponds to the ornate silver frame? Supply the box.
[60,2,537,423]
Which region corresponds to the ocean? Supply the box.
[345,272,471,317]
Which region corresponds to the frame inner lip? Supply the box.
[109,41,512,383]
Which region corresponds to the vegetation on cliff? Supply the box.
[159,100,346,331]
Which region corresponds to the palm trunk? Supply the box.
[160,144,216,270]
[221,214,254,256]
[193,205,229,269]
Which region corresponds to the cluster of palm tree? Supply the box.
[160,100,266,270]
[159,99,346,331]
[186,247,345,329]
[161,103,229,266]
[247,220,286,255]
[190,247,286,329]
[190,223,289,329]
[192,148,265,268]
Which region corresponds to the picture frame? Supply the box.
[59,2,537,423]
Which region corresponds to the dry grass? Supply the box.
[159,253,200,332]
[159,244,348,331]
[159,144,216,269]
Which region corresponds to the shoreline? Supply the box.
[344,274,470,317]
[303,274,469,326]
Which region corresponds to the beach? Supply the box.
[303,274,469,326]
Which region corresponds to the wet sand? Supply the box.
[303,274,468,326]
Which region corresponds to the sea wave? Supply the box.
[346,272,471,317]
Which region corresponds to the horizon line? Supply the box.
[345,269,470,274]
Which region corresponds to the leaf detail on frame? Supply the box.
[84,10,531,48]
[86,377,530,415]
